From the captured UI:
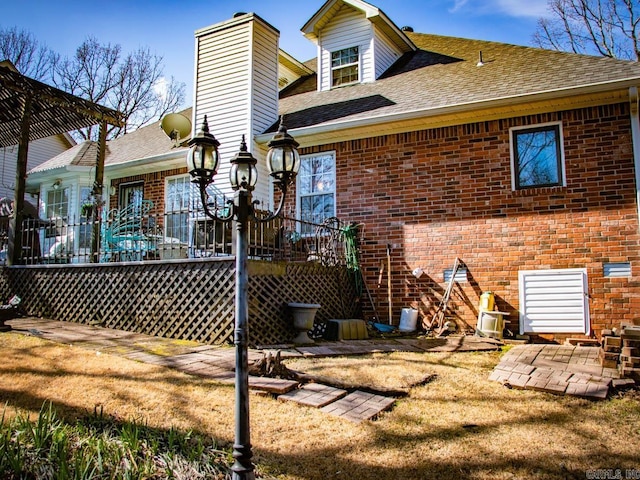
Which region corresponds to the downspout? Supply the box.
[630,87,640,231]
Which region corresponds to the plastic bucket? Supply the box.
[479,291,495,311]
[399,308,418,332]
[477,312,504,339]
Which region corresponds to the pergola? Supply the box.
[0,61,123,265]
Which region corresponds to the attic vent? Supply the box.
[604,262,631,277]
[278,77,289,88]
[444,267,468,283]
[401,26,414,32]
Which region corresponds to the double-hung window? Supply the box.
[298,152,336,234]
[44,186,70,256]
[331,47,359,87]
[78,186,93,250]
[46,187,69,219]
[165,175,192,243]
[511,122,564,189]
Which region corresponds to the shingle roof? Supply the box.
[29,141,99,173]
[31,33,640,172]
[106,107,192,166]
[30,107,192,173]
[277,32,640,131]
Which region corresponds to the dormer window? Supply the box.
[331,46,359,86]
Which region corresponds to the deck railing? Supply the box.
[3,209,350,266]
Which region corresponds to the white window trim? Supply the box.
[509,121,566,191]
[164,173,195,244]
[164,174,192,212]
[296,150,337,227]
[330,46,361,87]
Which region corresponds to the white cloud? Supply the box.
[449,0,469,13]
[153,77,168,101]
[449,0,551,18]
[493,0,550,18]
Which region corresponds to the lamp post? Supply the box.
[187,115,300,480]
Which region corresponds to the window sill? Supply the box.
[511,186,566,197]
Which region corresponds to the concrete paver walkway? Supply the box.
[5,317,501,422]
[489,344,620,400]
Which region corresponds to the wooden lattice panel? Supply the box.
[0,259,359,347]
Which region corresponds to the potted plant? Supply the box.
[80,201,94,217]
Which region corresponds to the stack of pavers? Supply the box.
[599,324,640,382]
[619,325,640,381]
[599,331,622,368]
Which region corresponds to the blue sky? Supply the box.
[4,0,551,106]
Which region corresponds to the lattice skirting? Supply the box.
[0,259,360,346]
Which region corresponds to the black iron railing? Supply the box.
[3,209,350,266]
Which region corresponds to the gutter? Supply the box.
[629,86,640,232]
[257,77,640,146]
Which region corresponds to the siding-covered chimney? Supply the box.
[194,13,279,203]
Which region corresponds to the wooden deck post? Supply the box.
[8,95,33,266]
[90,120,107,262]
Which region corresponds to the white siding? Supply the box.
[519,269,590,334]
[194,14,279,204]
[250,20,279,204]
[0,135,70,200]
[373,25,403,78]
[317,5,372,91]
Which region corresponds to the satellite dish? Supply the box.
[160,113,192,146]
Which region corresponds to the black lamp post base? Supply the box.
[232,443,255,480]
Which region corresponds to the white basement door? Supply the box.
[518,268,590,335]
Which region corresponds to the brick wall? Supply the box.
[109,167,188,230]
[110,167,188,211]
[299,103,640,340]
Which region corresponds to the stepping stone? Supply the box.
[248,376,298,394]
[278,383,347,408]
[320,390,396,422]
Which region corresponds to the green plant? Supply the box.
[0,402,234,479]
[80,201,94,217]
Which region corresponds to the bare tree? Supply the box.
[533,0,640,60]
[0,26,56,80]
[51,37,185,140]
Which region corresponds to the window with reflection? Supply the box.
[331,46,359,86]
[297,152,336,234]
[511,123,564,189]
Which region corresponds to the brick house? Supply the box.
[28,0,640,341]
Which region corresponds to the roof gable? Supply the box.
[302,0,415,53]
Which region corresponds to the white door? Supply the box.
[519,268,590,334]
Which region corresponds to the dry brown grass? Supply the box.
[1,332,638,480]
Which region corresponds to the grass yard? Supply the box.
[0,332,638,479]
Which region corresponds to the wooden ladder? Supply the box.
[428,257,460,335]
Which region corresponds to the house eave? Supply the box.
[25,165,92,190]
[259,78,640,147]
[105,149,188,177]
